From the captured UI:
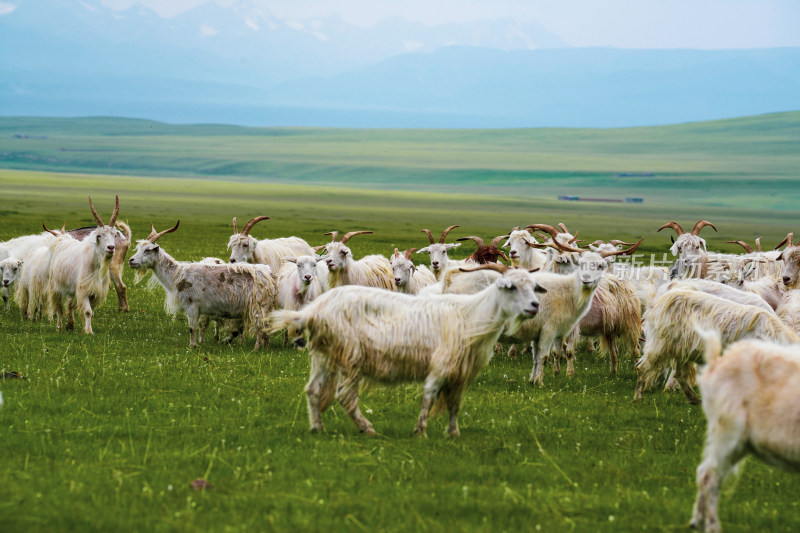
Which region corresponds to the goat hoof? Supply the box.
[362,427,376,436]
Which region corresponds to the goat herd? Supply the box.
[1,196,800,531]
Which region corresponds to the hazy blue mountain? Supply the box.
[0,0,798,127]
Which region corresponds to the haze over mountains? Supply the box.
[1,0,798,127]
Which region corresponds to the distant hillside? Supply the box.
[1,112,799,212]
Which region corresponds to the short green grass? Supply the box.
[1,169,799,532]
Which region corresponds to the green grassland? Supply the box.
[0,113,799,532]
[0,169,798,532]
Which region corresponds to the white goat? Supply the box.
[129,221,278,349]
[778,242,800,290]
[417,225,462,280]
[658,220,720,279]
[320,231,394,290]
[0,257,23,310]
[390,248,437,294]
[227,216,313,273]
[658,278,775,314]
[691,334,800,533]
[502,226,548,270]
[47,197,123,334]
[269,264,546,437]
[634,288,800,404]
[278,255,326,310]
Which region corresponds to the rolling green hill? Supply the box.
[1,112,799,211]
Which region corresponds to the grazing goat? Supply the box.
[0,257,22,310]
[278,255,326,310]
[634,288,800,404]
[417,225,462,279]
[690,333,800,533]
[47,197,123,334]
[503,226,548,270]
[390,248,437,294]
[129,221,278,349]
[320,231,394,290]
[228,216,313,273]
[269,263,546,437]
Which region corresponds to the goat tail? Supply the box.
[695,326,723,366]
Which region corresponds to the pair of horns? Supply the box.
[146,220,180,243]
[457,235,508,248]
[394,248,417,260]
[421,225,459,244]
[526,223,579,243]
[232,216,270,236]
[727,238,764,254]
[42,221,67,236]
[657,220,717,237]
[324,230,373,245]
[89,195,120,228]
[526,225,584,253]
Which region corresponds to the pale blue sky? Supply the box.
[89,0,800,48]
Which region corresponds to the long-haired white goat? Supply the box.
[269,263,547,437]
[390,248,436,294]
[416,225,462,279]
[0,257,23,310]
[691,333,800,533]
[47,197,124,334]
[278,255,326,310]
[227,216,313,273]
[634,288,800,404]
[129,221,278,349]
[319,230,394,290]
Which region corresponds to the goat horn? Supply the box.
[526,224,560,241]
[590,240,605,246]
[439,225,459,243]
[232,217,238,235]
[313,244,326,254]
[421,229,435,244]
[459,263,509,274]
[498,250,510,263]
[610,240,638,246]
[108,195,120,227]
[340,231,372,244]
[553,238,587,254]
[754,237,762,253]
[568,230,579,244]
[393,248,400,259]
[147,220,180,243]
[324,231,339,243]
[775,232,794,250]
[599,238,643,258]
[535,232,550,242]
[727,240,753,253]
[403,248,417,260]
[42,221,61,236]
[657,222,686,236]
[558,223,570,234]
[490,235,509,248]
[527,242,558,250]
[510,226,520,233]
[457,236,485,247]
[88,195,104,227]
[240,216,269,236]
[691,220,717,236]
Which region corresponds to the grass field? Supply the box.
[1,164,799,532]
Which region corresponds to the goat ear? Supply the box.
[534,284,547,294]
[417,246,430,254]
[152,245,160,252]
[501,239,511,248]
[669,243,680,256]
[776,252,784,261]
[315,256,326,262]
[285,257,298,264]
[444,243,461,250]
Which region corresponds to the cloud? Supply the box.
[200,23,218,37]
[0,1,16,16]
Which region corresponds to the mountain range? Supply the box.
[1,0,798,127]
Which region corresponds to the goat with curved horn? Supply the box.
[42,221,67,237]
[438,225,459,243]
[690,220,717,236]
[457,236,486,247]
[657,222,686,235]
[147,220,180,243]
[775,232,794,250]
[598,238,643,258]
